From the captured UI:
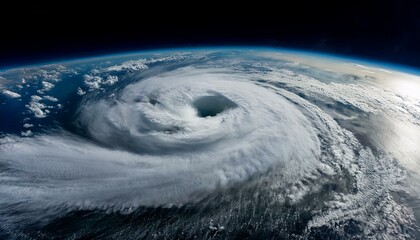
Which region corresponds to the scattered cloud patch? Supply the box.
[104,75,118,85]
[1,64,79,98]
[78,55,189,93]
[31,95,43,102]
[77,87,86,96]
[90,69,100,74]
[83,75,102,89]
[43,96,58,102]
[23,123,33,128]
[2,90,21,98]
[23,65,72,82]
[26,95,49,118]
[20,130,32,137]
[104,55,189,73]
[39,81,54,93]
[83,74,118,90]
[105,60,148,72]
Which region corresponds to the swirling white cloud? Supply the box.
[0,50,419,238]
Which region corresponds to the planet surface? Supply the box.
[1,48,420,239]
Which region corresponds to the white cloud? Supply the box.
[90,69,100,74]
[23,123,33,128]
[26,95,49,118]
[0,64,78,100]
[42,81,54,90]
[104,55,189,73]
[104,75,118,85]
[83,74,118,90]
[20,130,32,137]
[31,95,43,102]
[37,81,55,94]
[105,59,148,72]
[2,90,21,98]
[26,102,48,118]
[43,95,58,102]
[77,87,86,96]
[83,75,102,89]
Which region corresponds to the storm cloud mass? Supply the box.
[0,49,419,239]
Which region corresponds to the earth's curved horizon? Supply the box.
[1,47,420,239]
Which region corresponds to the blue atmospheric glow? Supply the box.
[2,46,420,76]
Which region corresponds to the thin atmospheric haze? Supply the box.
[1,3,420,240]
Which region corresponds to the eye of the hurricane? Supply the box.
[192,94,238,118]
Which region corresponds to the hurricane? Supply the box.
[0,48,419,239]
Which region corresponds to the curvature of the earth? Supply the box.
[1,48,420,239]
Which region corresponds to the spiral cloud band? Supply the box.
[0,49,419,238]
[2,68,321,206]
